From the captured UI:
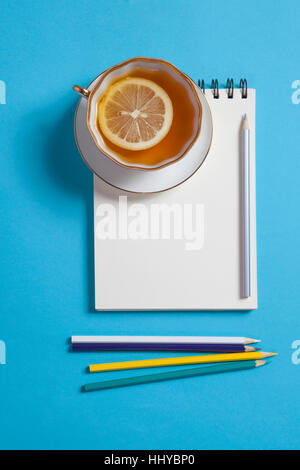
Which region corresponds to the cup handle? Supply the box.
[73,85,90,98]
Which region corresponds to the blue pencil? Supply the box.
[84,360,266,392]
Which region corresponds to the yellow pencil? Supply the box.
[89,351,277,373]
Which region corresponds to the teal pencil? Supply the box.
[84,359,266,392]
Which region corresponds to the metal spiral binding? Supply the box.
[197,78,248,98]
[197,79,205,94]
[211,79,219,98]
[226,78,234,98]
[240,79,247,98]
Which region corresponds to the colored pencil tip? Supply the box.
[245,346,257,352]
[261,352,278,358]
[255,360,266,367]
[245,338,261,344]
[242,114,249,130]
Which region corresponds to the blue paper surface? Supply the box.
[0,0,300,450]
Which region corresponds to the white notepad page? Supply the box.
[94,89,257,310]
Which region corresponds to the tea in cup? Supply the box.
[73,57,202,171]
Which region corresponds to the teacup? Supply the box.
[73,57,202,171]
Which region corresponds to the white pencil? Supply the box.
[71,336,260,345]
[242,114,250,298]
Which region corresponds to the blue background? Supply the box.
[1,0,299,450]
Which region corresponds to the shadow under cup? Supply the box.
[88,58,202,170]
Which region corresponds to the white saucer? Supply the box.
[74,75,213,193]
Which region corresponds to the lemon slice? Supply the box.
[98,77,173,151]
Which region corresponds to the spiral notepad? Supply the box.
[93,79,257,310]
